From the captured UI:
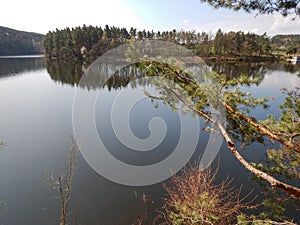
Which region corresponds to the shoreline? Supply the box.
[44,54,286,65]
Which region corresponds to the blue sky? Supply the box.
[1,0,299,36]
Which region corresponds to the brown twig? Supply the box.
[47,141,77,225]
[162,163,255,225]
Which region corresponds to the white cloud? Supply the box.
[270,14,300,34]
[179,12,299,36]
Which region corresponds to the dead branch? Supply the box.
[60,142,76,225]
[47,141,77,225]
[161,163,254,225]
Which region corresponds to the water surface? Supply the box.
[0,57,299,224]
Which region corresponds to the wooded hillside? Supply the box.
[271,34,300,54]
[0,26,44,56]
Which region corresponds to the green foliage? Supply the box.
[209,29,272,58]
[0,26,44,56]
[43,26,273,61]
[141,60,211,118]
[236,213,293,225]
[261,87,300,148]
[264,147,300,179]
[169,192,219,225]
[224,87,268,112]
[236,194,298,224]
[238,87,300,223]
[251,143,300,184]
[260,198,286,221]
[279,88,300,133]
[143,61,272,146]
[272,34,300,54]
[140,58,300,223]
[43,25,130,61]
[199,0,300,17]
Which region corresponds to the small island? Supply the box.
[43,25,300,63]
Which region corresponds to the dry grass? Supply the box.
[156,163,255,225]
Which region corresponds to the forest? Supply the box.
[43,25,282,62]
[272,34,300,54]
[0,26,44,56]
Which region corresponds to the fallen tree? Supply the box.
[142,60,300,198]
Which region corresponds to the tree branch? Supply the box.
[168,87,300,198]
[223,102,300,153]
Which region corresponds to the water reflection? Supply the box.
[268,62,300,75]
[46,60,300,88]
[46,60,83,86]
[46,60,151,89]
[207,62,268,80]
[0,57,45,78]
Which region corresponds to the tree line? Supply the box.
[43,25,275,61]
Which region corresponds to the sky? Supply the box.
[1,0,300,36]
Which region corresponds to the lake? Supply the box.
[0,56,299,224]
